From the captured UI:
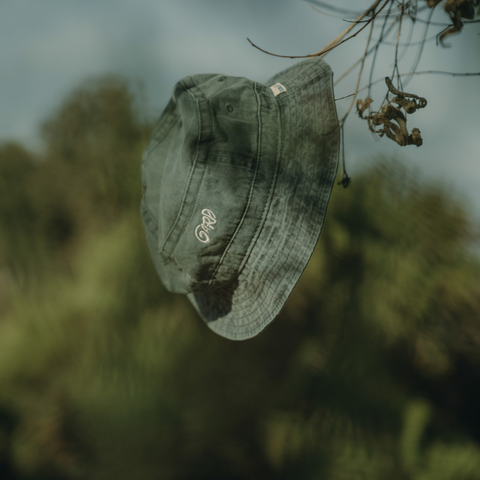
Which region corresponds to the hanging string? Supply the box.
[337,123,352,188]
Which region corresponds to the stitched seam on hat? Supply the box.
[239,163,336,338]
[160,83,202,255]
[145,96,180,148]
[223,88,294,333]
[197,62,339,338]
[141,149,158,220]
[206,82,263,287]
[141,139,167,224]
[140,199,158,234]
[164,84,218,262]
[151,111,180,145]
[236,77,338,335]
[274,61,330,101]
[169,99,214,261]
[233,84,283,291]
[141,100,180,206]
[206,151,255,165]
[141,196,158,229]
[220,79,330,336]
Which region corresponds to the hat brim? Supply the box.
[188,57,340,340]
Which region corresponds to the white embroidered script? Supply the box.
[195,209,216,243]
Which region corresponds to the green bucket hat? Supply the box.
[141,56,339,340]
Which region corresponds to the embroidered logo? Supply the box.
[270,83,287,97]
[195,209,216,243]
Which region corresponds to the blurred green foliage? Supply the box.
[0,77,479,480]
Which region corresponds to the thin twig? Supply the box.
[246,0,389,59]
[335,93,356,101]
[379,34,438,46]
[391,2,405,85]
[397,7,415,64]
[404,4,436,87]
[342,18,375,23]
[314,0,387,57]
[413,18,453,26]
[340,14,376,124]
[368,1,397,100]
[333,14,396,86]
[403,70,480,77]
[357,70,480,95]
[415,18,480,25]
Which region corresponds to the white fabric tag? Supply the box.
[269,83,287,96]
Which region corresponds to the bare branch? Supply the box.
[404,5,436,87]
[401,70,480,77]
[247,0,389,59]
[358,70,480,95]
[315,0,388,57]
[340,15,376,125]
[368,1,397,101]
[335,93,356,101]
[391,3,406,83]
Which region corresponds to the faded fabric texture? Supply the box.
[141,56,340,340]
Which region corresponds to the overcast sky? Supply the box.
[2,0,480,224]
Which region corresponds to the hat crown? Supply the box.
[142,73,279,294]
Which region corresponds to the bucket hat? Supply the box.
[141,56,339,340]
